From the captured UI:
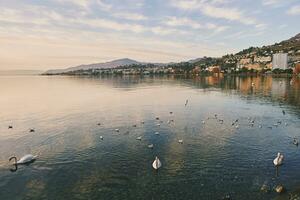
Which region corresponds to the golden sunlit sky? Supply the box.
[0,0,299,70]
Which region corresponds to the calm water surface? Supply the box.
[1,75,300,200]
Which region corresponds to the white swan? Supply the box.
[273,152,284,166]
[136,136,142,140]
[9,154,37,165]
[152,156,162,170]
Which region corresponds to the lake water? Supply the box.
[1,75,300,200]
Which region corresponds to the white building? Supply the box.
[254,56,271,63]
[272,53,288,70]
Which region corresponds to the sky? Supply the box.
[0,0,299,70]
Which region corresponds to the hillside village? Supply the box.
[45,33,300,76]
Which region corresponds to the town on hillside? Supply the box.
[47,33,300,76]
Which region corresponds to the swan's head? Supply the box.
[155,156,158,160]
[277,152,281,157]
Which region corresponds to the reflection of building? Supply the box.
[272,53,288,69]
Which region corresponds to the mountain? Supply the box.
[44,58,142,74]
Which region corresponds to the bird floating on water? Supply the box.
[141,121,145,124]
[273,152,284,166]
[8,125,13,129]
[156,117,160,120]
[136,136,142,140]
[157,124,161,127]
[152,156,162,170]
[202,120,205,124]
[115,129,119,132]
[170,112,173,114]
[155,131,159,135]
[258,125,262,128]
[148,144,154,149]
[132,124,137,127]
[9,154,37,165]
[282,110,286,115]
[29,128,35,133]
[100,136,103,140]
[185,99,188,106]
[97,123,101,126]
[178,139,183,144]
[293,138,299,146]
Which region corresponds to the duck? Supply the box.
[156,123,161,127]
[97,123,101,126]
[155,117,160,120]
[293,138,299,146]
[132,124,137,127]
[100,136,103,140]
[29,128,35,133]
[141,121,145,124]
[185,99,188,106]
[282,110,286,115]
[148,144,154,149]
[170,112,173,114]
[235,125,239,129]
[9,154,37,165]
[155,131,159,135]
[8,125,13,129]
[152,156,162,170]
[178,139,183,144]
[202,120,205,124]
[273,152,284,166]
[115,129,119,132]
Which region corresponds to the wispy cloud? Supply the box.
[287,5,300,15]
[170,0,260,26]
[113,12,148,21]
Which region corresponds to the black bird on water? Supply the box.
[282,110,286,115]
[185,99,189,106]
[8,125,13,129]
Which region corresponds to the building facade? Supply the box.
[272,53,288,70]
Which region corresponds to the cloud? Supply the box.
[262,0,282,6]
[170,0,260,26]
[113,12,148,21]
[287,5,300,15]
[164,16,228,34]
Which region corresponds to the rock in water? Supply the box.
[275,185,284,193]
[260,184,270,193]
[221,194,231,200]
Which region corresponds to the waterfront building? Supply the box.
[272,53,288,69]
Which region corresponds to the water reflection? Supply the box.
[0,75,300,200]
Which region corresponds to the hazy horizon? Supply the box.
[1,0,299,70]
